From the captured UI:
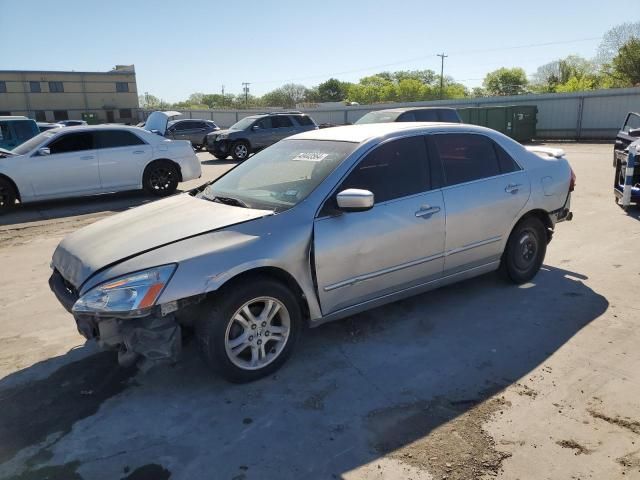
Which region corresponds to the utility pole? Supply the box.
[242,82,250,107]
[437,53,448,99]
[221,85,225,107]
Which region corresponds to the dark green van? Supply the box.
[0,116,40,150]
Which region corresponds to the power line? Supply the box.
[248,36,602,86]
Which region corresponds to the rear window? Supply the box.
[355,111,402,124]
[95,130,145,149]
[433,133,501,186]
[414,110,439,122]
[438,110,461,122]
[273,116,293,128]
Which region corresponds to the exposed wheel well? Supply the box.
[145,158,183,182]
[0,174,20,202]
[213,267,309,321]
[515,209,554,243]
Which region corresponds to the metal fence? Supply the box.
[139,87,640,140]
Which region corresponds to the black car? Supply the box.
[355,106,462,124]
[166,119,220,150]
[613,112,640,207]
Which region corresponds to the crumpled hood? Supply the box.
[52,194,273,288]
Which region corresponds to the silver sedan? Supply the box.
[49,123,574,382]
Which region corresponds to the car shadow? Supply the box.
[0,265,608,479]
[199,158,240,167]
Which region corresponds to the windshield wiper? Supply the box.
[212,196,249,208]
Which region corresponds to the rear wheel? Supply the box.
[143,160,179,197]
[231,141,250,161]
[195,277,301,383]
[0,178,17,211]
[500,216,547,284]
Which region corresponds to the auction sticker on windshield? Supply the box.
[292,152,329,162]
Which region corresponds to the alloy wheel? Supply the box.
[224,296,291,370]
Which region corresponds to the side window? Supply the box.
[623,113,640,133]
[256,117,272,129]
[433,134,501,186]
[12,121,36,141]
[173,122,189,131]
[294,115,313,126]
[0,124,12,141]
[47,132,94,154]
[340,136,429,204]
[494,143,521,173]
[438,110,460,122]
[273,116,293,128]
[414,110,439,122]
[95,130,145,149]
[397,111,416,122]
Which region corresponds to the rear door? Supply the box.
[95,129,152,190]
[271,116,296,141]
[313,135,445,314]
[30,131,101,198]
[431,133,530,275]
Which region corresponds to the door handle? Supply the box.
[80,155,95,160]
[415,205,441,218]
[505,183,522,194]
[132,150,145,154]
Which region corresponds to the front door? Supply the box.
[30,131,101,198]
[251,117,275,149]
[313,135,446,315]
[431,133,531,275]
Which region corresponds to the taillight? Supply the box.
[569,168,576,192]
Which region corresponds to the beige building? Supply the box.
[0,65,139,124]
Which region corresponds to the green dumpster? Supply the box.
[457,105,537,142]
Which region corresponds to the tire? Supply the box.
[231,141,250,161]
[500,216,547,284]
[213,154,228,160]
[195,277,302,383]
[0,177,17,211]
[143,160,179,197]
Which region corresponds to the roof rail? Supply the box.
[259,111,304,115]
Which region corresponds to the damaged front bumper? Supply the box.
[49,269,183,369]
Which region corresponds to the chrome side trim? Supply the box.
[313,260,501,326]
[323,251,445,292]
[322,235,502,292]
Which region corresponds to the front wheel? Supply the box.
[195,278,301,383]
[143,160,179,197]
[231,141,250,161]
[500,216,547,284]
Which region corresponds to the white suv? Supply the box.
[0,125,202,209]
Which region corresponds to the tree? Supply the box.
[597,22,640,65]
[611,38,640,86]
[316,78,350,102]
[533,55,598,92]
[483,67,528,96]
[138,93,166,109]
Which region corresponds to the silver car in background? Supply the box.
[49,123,574,382]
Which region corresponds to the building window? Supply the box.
[119,108,133,118]
[0,81,6,93]
[116,82,129,92]
[35,111,47,122]
[30,81,41,93]
[53,110,69,121]
[49,81,64,93]
[0,111,11,116]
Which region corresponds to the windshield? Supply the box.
[198,139,358,212]
[12,131,56,155]
[355,111,401,124]
[229,117,258,130]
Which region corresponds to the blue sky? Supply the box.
[0,0,628,101]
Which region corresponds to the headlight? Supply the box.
[217,134,228,140]
[72,265,176,316]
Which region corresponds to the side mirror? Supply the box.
[251,125,260,131]
[336,189,374,212]
[629,127,640,138]
[38,147,51,156]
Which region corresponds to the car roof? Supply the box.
[0,116,30,121]
[372,106,458,114]
[290,122,497,143]
[48,124,149,133]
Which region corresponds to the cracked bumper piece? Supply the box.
[74,312,181,368]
